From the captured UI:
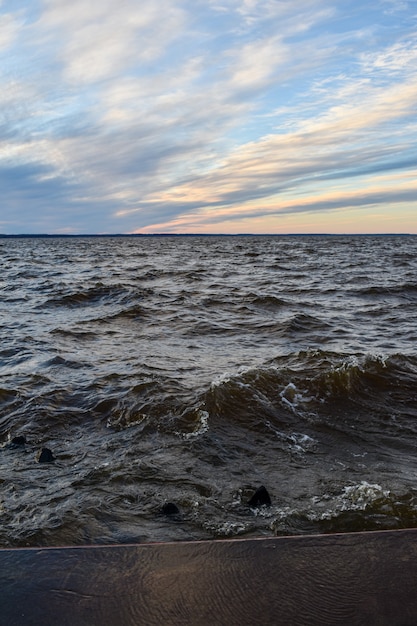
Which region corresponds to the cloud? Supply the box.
[0,8,23,50]
[0,0,416,233]
[117,61,417,231]
[38,0,186,85]
[381,0,410,14]
[360,37,417,74]
[128,171,417,233]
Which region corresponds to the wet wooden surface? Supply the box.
[1,529,417,625]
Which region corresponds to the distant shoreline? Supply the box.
[0,233,415,238]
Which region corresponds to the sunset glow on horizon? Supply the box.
[1,0,416,234]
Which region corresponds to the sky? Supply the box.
[1,0,416,234]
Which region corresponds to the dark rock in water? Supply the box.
[248,486,271,507]
[10,436,26,446]
[162,502,180,516]
[37,448,54,463]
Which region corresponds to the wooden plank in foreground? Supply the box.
[1,529,417,625]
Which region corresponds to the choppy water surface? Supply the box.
[1,234,417,547]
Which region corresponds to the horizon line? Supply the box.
[0,232,415,238]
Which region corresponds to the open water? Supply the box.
[0,234,416,547]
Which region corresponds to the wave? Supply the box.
[103,304,148,321]
[200,351,417,439]
[182,313,331,339]
[0,388,19,407]
[354,283,417,297]
[244,293,289,309]
[43,356,90,370]
[3,348,416,443]
[272,483,417,536]
[282,313,331,334]
[42,284,144,309]
[50,329,98,339]
[81,349,417,445]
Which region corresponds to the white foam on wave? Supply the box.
[311,481,390,520]
[205,520,251,537]
[339,481,390,510]
[265,420,317,454]
[279,381,314,413]
[209,364,257,389]
[287,432,316,453]
[176,409,210,440]
[106,412,148,430]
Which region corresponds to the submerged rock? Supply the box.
[161,502,180,516]
[10,436,26,446]
[248,485,272,507]
[37,448,54,463]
